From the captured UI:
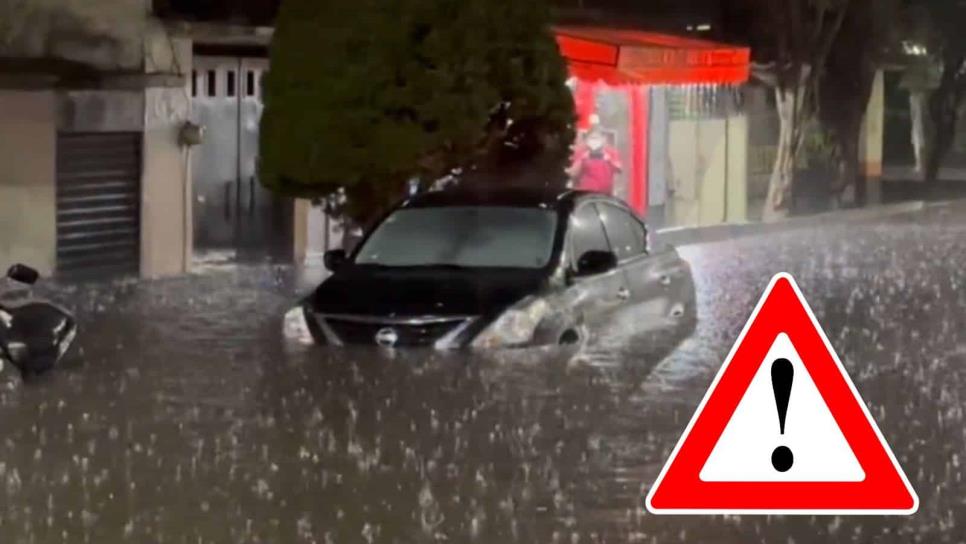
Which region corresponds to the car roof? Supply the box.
[400,187,616,211]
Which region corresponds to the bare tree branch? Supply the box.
[814,0,851,69]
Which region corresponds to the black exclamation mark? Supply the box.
[771,358,794,472]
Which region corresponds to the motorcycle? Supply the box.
[0,264,77,377]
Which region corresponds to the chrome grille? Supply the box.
[318,315,470,347]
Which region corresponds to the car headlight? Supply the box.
[5,341,28,365]
[283,305,315,346]
[472,297,550,349]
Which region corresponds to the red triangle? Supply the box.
[645,273,918,515]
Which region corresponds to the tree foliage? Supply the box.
[904,0,966,183]
[723,0,851,219]
[260,0,575,222]
[818,0,899,205]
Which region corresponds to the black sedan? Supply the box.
[284,188,696,349]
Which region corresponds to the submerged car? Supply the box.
[284,188,696,349]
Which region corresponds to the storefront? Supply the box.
[554,27,751,228]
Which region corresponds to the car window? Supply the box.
[354,206,558,269]
[570,204,611,264]
[597,203,647,260]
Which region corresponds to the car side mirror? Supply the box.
[6,264,39,285]
[323,249,348,272]
[574,250,618,277]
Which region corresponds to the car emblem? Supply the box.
[375,327,399,348]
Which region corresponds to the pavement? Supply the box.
[1,200,965,541]
[657,200,930,248]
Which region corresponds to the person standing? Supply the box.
[569,128,622,195]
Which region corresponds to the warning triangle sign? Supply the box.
[645,273,918,515]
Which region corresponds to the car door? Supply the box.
[596,202,690,328]
[566,202,631,335]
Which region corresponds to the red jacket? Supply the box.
[571,146,622,194]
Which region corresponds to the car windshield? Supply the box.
[354,206,558,269]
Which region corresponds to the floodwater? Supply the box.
[1,203,965,542]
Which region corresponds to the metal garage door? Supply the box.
[191,55,294,263]
[56,133,142,277]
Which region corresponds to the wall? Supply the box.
[296,199,346,266]
[666,114,748,228]
[58,90,144,131]
[647,86,670,227]
[859,70,884,204]
[140,33,192,278]
[666,119,701,225]
[293,199,309,266]
[141,87,191,277]
[304,203,343,265]
[1,2,196,278]
[0,0,149,71]
[744,84,780,209]
[695,119,728,225]
[725,115,749,221]
[0,91,57,274]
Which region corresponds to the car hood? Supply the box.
[308,267,547,317]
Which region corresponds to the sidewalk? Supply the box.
[657,200,930,248]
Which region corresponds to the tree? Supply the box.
[905,0,966,184]
[722,0,851,220]
[818,0,898,207]
[259,0,575,224]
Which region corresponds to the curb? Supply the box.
[657,201,927,248]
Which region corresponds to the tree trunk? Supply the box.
[764,86,808,221]
[819,62,876,210]
[833,134,860,208]
[924,56,966,184]
[924,91,960,184]
[822,105,863,209]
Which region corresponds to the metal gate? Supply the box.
[55,132,142,277]
[190,55,292,263]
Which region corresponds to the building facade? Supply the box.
[2,3,883,279]
[0,0,317,278]
[555,27,751,229]
[1,0,192,278]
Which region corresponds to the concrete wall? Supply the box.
[0,90,57,275]
[0,0,150,71]
[647,86,670,227]
[725,115,749,222]
[1,2,196,279]
[0,81,192,279]
[665,114,748,228]
[859,70,885,204]
[296,199,344,266]
[744,85,780,204]
[695,119,728,225]
[140,34,192,278]
[304,202,343,264]
[293,199,310,266]
[142,86,191,277]
[58,90,144,132]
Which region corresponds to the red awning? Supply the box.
[555,26,751,86]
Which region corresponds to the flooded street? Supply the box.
[2,203,965,543]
